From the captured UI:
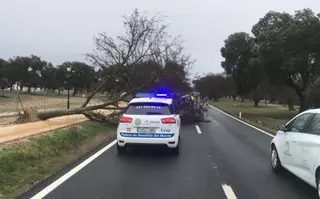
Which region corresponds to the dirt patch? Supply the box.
[0,121,89,150]
[0,116,19,127]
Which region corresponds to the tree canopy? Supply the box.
[217,8,320,111]
[220,32,264,103]
[193,73,235,101]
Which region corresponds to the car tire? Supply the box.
[316,172,320,199]
[270,146,282,172]
[117,143,126,154]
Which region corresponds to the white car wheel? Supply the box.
[317,173,320,199]
[270,146,282,172]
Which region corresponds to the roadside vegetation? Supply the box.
[211,99,298,133]
[194,8,320,115]
[0,122,115,199]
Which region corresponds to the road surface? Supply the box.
[20,106,317,199]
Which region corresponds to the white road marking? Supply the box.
[209,105,275,138]
[30,140,117,199]
[195,125,202,134]
[222,184,237,199]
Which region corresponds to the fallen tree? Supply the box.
[33,9,193,123]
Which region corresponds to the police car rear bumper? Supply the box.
[117,132,179,148]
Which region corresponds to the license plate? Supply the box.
[137,127,156,133]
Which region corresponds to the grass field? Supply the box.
[0,91,105,114]
[210,99,298,133]
[0,122,115,199]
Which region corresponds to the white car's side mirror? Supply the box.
[278,124,288,132]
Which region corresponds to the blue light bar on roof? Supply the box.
[155,93,168,97]
[135,92,172,98]
[135,93,155,98]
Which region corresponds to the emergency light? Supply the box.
[155,93,168,97]
[135,93,154,98]
[135,92,171,98]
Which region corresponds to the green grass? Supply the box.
[0,122,115,199]
[210,99,298,133]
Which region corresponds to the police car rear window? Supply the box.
[125,103,172,115]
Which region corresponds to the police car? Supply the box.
[116,92,181,154]
[270,109,320,198]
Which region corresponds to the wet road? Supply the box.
[20,106,317,199]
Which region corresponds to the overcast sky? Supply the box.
[1,0,320,77]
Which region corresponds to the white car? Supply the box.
[116,93,181,155]
[270,109,320,198]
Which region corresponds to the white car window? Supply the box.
[286,113,313,133]
[306,113,320,135]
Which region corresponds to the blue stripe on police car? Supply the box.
[120,133,174,138]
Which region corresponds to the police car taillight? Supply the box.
[120,116,133,123]
[161,117,176,124]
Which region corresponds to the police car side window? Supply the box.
[306,114,320,135]
[286,113,313,133]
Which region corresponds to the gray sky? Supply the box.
[1,0,320,77]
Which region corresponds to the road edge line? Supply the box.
[30,140,117,199]
[208,105,275,138]
[195,125,202,134]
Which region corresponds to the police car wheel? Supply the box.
[270,146,282,172]
[117,143,126,154]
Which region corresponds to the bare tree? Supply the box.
[36,9,191,122]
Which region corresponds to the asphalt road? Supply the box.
[20,106,317,199]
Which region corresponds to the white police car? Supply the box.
[270,109,320,198]
[116,93,181,154]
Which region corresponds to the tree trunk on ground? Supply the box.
[10,86,13,92]
[240,96,244,102]
[37,73,159,121]
[232,95,236,100]
[27,86,31,93]
[20,85,23,91]
[37,99,123,120]
[72,86,77,97]
[58,89,61,95]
